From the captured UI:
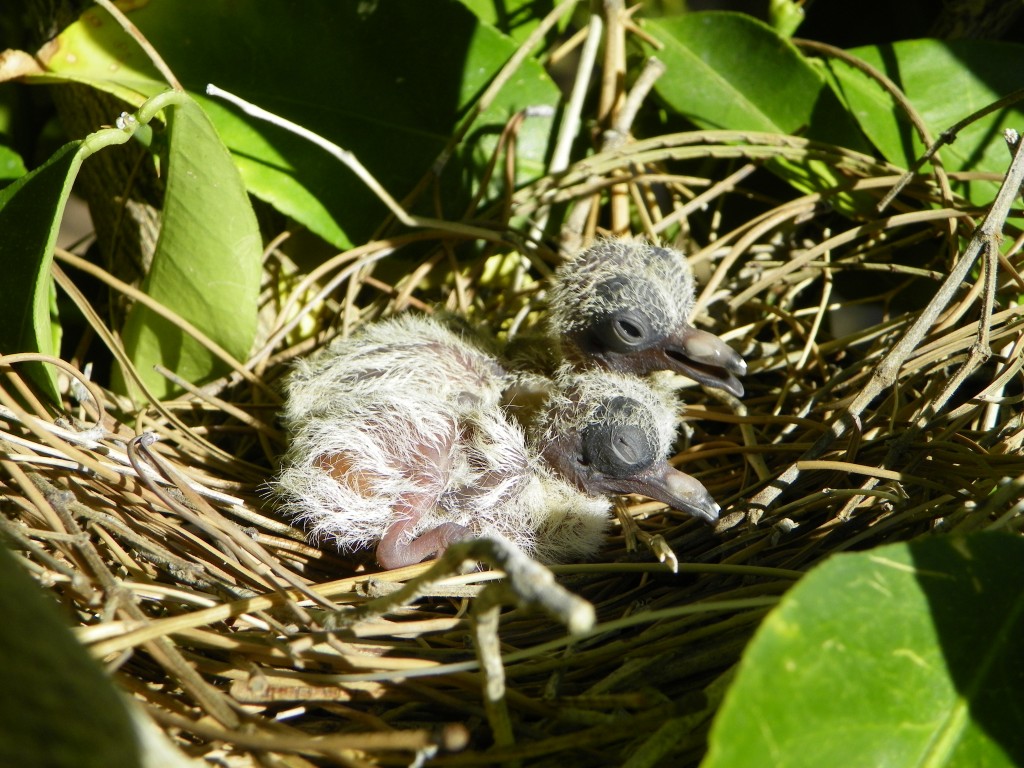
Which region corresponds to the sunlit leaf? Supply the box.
[824,39,1024,204]
[41,0,560,249]
[703,533,1024,767]
[642,12,869,204]
[118,96,261,400]
[642,12,863,146]
[0,142,26,182]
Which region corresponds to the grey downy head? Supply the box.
[548,239,747,397]
[536,369,720,524]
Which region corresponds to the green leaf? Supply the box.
[642,12,870,207]
[0,142,81,400]
[0,142,27,183]
[824,39,1024,205]
[458,0,569,43]
[703,533,1024,767]
[0,545,141,767]
[768,0,805,37]
[642,12,861,144]
[42,0,560,249]
[118,96,261,401]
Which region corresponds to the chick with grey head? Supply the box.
[276,314,718,569]
[546,239,747,397]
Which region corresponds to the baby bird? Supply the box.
[545,239,747,397]
[276,314,718,569]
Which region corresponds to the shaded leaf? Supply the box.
[0,545,141,767]
[41,0,560,249]
[119,96,262,400]
[0,142,81,400]
[703,533,1024,767]
[824,39,1024,204]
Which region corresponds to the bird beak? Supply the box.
[657,326,747,398]
[607,463,720,523]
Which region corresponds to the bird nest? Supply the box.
[2,130,1024,767]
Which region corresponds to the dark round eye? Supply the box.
[594,311,651,352]
[581,397,657,477]
[587,276,665,354]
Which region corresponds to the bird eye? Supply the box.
[580,397,657,477]
[593,311,651,352]
[616,318,643,341]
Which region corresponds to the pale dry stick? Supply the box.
[0,402,253,512]
[549,11,603,175]
[606,56,667,152]
[751,130,1024,512]
[606,56,668,241]
[597,0,627,127]
[51,264,262,468]
[692,199,820,317]
[878,87,1024,212]
[983,474,1024,531]
[32,471,245,730]
[56,249,274,398]
[473,598,517,758]
[130,433,329,611]
[0,352,106,425]
[731,208,969,308]
[87,563,434,659]
[125,436,275,590]
[834,132,1024,518]
[702,388,771,483]
[794,248,834,373]
[517,130,897,212]
[251,240,408,374]
[600,0,631,233]
[653,163,759,238]
[148,706,468,765]
[152,365,282,441]
[535,9,603,245]
[976,335,1024,431]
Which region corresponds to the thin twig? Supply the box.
[751,129,1024,512]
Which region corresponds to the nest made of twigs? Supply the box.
[2,129,1024,767]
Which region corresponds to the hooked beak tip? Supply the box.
[653,468,721,523]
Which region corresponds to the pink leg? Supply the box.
[376,495,472,569]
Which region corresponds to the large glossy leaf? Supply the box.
[0,141,81,400]
[823,39,1024,205]
[41,0,560,249]
[641,11,869,207]
[642,12,865,148]
[0,545,141,767]
[119,96,262,401]
[703,532,1024,767]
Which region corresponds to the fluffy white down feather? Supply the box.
[275,314,612,563]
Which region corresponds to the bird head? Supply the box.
[549,239,746,397]
[537,370,720,524]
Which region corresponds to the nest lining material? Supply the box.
[2,132,1024,767]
